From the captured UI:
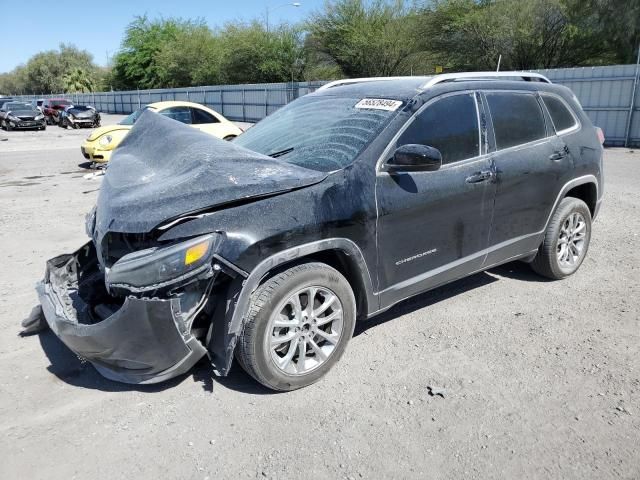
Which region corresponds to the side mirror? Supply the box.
[386,144,442,172]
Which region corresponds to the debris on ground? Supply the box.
[427,386,446,398]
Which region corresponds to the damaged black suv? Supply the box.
[29,72,604,391]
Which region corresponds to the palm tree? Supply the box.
[62,68,95,93]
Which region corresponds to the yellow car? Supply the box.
[81,101,243,163]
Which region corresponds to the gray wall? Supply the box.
[11,63,640,146]
[534,64,640,147]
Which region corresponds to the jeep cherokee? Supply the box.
[28,72,604,391]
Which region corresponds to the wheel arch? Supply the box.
[564,181,597,217]
[210,238,377,376]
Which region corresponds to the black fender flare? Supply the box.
[209,238,376,376]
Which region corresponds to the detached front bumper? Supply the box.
[36,243,207,384]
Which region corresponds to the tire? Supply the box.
[236,262,356,391]
[1,120,5,130]
[5,122,11,132]
[223,135,236,141]
[531,197,592,280]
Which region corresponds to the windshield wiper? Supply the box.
[268,147,294,158]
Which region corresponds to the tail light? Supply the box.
[595,127,605,145]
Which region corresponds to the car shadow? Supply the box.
[31,262,545,395]
[35,326,273,395]
[354,270,499,337]
[488,261,553,283]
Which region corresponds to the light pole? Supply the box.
[266,2,301,32]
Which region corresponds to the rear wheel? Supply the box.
[531,197,592,279]
[236,263,356,391]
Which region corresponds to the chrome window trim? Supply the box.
[376,90,483,172]
[539,92,582,136]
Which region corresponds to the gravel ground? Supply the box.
[0,123,638,480]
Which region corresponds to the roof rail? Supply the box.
[421,71,551,88]
[316,76,431,91]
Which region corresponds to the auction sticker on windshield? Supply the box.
[355,99,403,111]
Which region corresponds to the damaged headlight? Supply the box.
[99,135,113,146]
[106,234,216,290]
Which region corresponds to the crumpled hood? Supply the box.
[95,110,327,236]
[68,108,95,118]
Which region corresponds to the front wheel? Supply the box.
[531,197,592,279]
[236,263,356,391]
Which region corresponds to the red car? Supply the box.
[42,98,73,125]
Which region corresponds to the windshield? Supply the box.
[6,102,32,111]
[233,96,401,172]
[71,106,92,111]
[119,106,154,125]
[53,100,72,106]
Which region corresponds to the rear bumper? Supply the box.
[36,244,207,384]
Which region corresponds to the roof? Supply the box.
[313,72,552,100]
[147,101,213,109]
[311,77,431,101]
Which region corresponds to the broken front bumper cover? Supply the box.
[36,243,208,384]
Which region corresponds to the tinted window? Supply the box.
[398,93,479,164]
[160,106,192,124]
[543,95,577,132]
[192,107,219,124]
[487,93,546,149]
[234,96,397,172]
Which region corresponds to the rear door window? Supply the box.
[486,93,546,150]
[191,107,219,124]
[397,93,480,165]
[160,106,192,124]
[542,95,577,133]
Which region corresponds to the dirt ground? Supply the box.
[0,120,638,480]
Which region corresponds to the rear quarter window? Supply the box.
[486,93,546,150]
[543,95,577,133]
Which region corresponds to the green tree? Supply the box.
[306,0,429,78]
[62,67,95,93]
[112,16,196,89]
[217,21,307,84]
[155,24,224,87]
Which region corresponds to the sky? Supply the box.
[0,0,323,73]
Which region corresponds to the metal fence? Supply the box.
[11,63,640,147]
[13,82,326,124]
[534,64,640,147]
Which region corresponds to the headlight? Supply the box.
[7,115,19,122]
[99,134,113,146]
[105,234,216,290]
[35,114,44,121]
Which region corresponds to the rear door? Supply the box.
[376,91,496,307]
[482,90,572,265]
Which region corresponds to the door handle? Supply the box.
[549,151,567,161]
[465,170,494,184]
[549,145,569,161]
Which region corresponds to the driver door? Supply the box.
[375,92,496,307]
